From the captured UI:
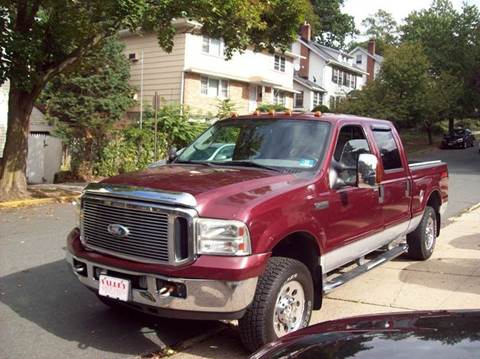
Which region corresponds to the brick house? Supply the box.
[120,19,299,117]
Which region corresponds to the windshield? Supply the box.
[177,119,331,171]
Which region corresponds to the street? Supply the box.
[0,146,479,359]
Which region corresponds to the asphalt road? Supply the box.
[410,144,480,220]
[0,146,478,358]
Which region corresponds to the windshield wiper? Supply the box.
[216,161,282,173]
[174,160,216,167]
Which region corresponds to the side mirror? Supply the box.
[357,153,382,188]
[168,147,178,162]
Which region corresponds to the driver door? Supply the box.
[323,124,383,259]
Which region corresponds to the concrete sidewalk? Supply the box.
[172,205,480,359]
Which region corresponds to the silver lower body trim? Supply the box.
[321,214,423,274]
[66,253,257,314]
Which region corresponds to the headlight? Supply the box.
[196,218,251,256]
[457,138,464,142]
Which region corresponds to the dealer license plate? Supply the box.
[98,275,131,302]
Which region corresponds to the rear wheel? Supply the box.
[407,206,437,260]
[238,257,314,353]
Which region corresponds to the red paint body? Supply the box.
[68,114,448,280]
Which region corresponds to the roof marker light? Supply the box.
[268,109,276,116]
[253,110,260,116]
[314,111,322,117]
[284,109,292,115]
[231,112,238,118]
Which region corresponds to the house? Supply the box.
[120,19,299,117]
[291,23,368,111]
[349,39,384,83]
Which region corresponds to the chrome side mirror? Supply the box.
[357,153,380,188]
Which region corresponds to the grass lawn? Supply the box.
[398,129,442,157]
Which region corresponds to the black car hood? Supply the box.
[254,310,480,359]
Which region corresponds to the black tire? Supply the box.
[238,257,314,353]
[406,206,437,260]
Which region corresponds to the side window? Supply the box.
[333,125,371,186]
[372,129,403,170]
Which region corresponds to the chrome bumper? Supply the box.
[66,253,257,318]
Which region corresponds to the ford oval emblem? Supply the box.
[107,224,130,238]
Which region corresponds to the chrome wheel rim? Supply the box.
[425,216,436,250]
[273,280,305,337]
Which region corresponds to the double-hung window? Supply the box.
[274,55,286,72]
[202,37,223,57]
[294,91,304,108]
[201,77,229,98]
[313,92,322,107]
[273,89,286,105]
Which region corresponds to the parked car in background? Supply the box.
[66,112,448,352]
[251,310,480,359]
[441,128,475,149]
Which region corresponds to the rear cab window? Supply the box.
[371,127,403,171]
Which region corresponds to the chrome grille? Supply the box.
[81,195,193,264]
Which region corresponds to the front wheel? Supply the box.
[407,206,437,260]
[239,257,314,353]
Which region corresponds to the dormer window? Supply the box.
[274,55,286,72]
[356,54,362,64]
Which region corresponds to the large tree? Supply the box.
[401,0,480,130]
[310,0,357,49]
[41,38,135,178]
[0,0,308,200]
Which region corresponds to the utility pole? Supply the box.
[139,49,144,129]
[153,92,160,162]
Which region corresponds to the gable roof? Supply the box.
[349,46,384,63]
[294,76,326,92]
[297,38,368,75]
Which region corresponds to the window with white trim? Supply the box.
[202,36,223,56]
[274,55,286,72]
[313,92,323,107]
[273,89,286,105]
[200,76,229,98]
[356,54,362,64]
[294,91,304,108]
[332,67,357,88]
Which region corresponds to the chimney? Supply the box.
[366,38,376,82]
[300,22,311,42]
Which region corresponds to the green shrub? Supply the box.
[312,104,330,113]
[256,103,287,112]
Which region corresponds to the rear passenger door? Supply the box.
[370,126,411,231]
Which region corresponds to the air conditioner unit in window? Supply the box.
[128,53,139,62]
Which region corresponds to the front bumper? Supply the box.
[66,251,258,320]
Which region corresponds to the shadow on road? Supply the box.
[398,257,480,295]
[0,259,218,356]
[449,234,480,251]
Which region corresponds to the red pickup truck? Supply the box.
[66,112,448,352]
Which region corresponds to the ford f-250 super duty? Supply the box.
[66,112,448,352]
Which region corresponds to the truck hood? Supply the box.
[101,164,307,219]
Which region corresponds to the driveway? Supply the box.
[0,146,479,358]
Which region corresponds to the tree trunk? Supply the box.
[0,87,36,201]
[426,126,433,145]
[448,118,454,133]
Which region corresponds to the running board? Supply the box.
[323,244,408,293]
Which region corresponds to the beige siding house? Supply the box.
[120,20,298,116]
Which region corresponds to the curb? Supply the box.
[0,195,80,209]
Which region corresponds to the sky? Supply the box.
[344,0,480,32]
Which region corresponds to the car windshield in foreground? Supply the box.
[177,119,330,171]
